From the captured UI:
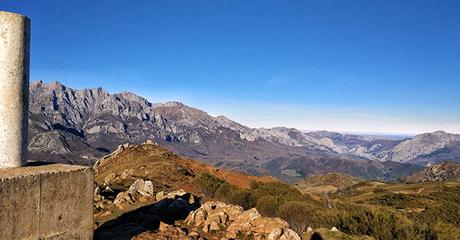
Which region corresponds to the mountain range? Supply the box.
[28,81,460,181]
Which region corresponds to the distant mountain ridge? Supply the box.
[28,81,459,180]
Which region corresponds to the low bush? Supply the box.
[277,201,318,233]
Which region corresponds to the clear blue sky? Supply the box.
[2,1,460,134]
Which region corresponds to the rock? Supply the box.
[268,228,301,240]
[267,228,284,240]
[159,221,170,231]
[98,211,113,219]
[188,231,200,237]
[156,189,189,202]
[113,191,134,209]
[279,229,301,240]
[110,179,158,209]
[186,201,244,227]
[103,186,114,193]
[156,191,166,201]
[128,179,154,197]
[94,186,102,201]
[103,173,117,185]
[331,227,339,232]
[188,194,196,205]
[235,208,262,221]
[94,194,102,202]
[185,201,300,240]
[227,208,289,236]
[120,169,134,180]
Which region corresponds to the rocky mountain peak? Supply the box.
[154,101,185,108]
[28,81,460,179]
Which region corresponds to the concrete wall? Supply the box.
[0,164,94,240]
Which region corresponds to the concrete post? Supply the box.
[0,12,94,240]
[0,11,30,168]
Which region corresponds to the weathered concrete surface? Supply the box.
[0,164,94,240]
[0,11,30,168]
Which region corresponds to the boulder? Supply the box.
[227,211,289,236]
[156,189,188,201]
[186,201,300,240]
[111,179,156,209]
[128,179,154,198]
[159,221,170,231]
[186,201,243,226]
[267,228,301,240]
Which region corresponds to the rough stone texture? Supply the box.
[0,169,40,239]
[186,201,301,240]
[0,164,94,240]
[0,11,30,168]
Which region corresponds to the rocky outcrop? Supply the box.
[95,187,301,240]
[112,179,156,209]
[185,201,244,233]
[405,161,460,182]
[94,188,201,240]
[185,201,301,240]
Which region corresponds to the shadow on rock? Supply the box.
[94,193,200,240]
[311,232,324,240]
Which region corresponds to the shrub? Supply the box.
[336,205,421,240]
[433,222,460,240]
[193,173,225,197]
[214,182,236,200]
[226,189,256,210]
[277,201,318,234]
[256,195,282,217]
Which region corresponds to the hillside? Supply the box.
[92,142,372,239]
[93,142,311,239]
[295,173,361,195]
[92,142,460,240]
[94,142,275,194]
[405,161,460,183]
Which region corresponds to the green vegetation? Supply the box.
[193,173,460,240]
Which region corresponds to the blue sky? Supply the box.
[2,1,460,134]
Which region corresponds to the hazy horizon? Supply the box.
[4,1,460,135]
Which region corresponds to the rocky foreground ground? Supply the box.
[91,142,356,240]
[95,186,301,240]
[91,142,460,240]
[92,142,302,239]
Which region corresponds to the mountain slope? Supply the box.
[377,131,460,164]
[92,143,300,240]
[28,81,455,180]
[295,173,361,195]
[405,161,460,183]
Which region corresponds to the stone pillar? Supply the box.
[0,11,30,168]
[0,12,94,240]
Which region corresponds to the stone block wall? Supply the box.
[0,164,94,239]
